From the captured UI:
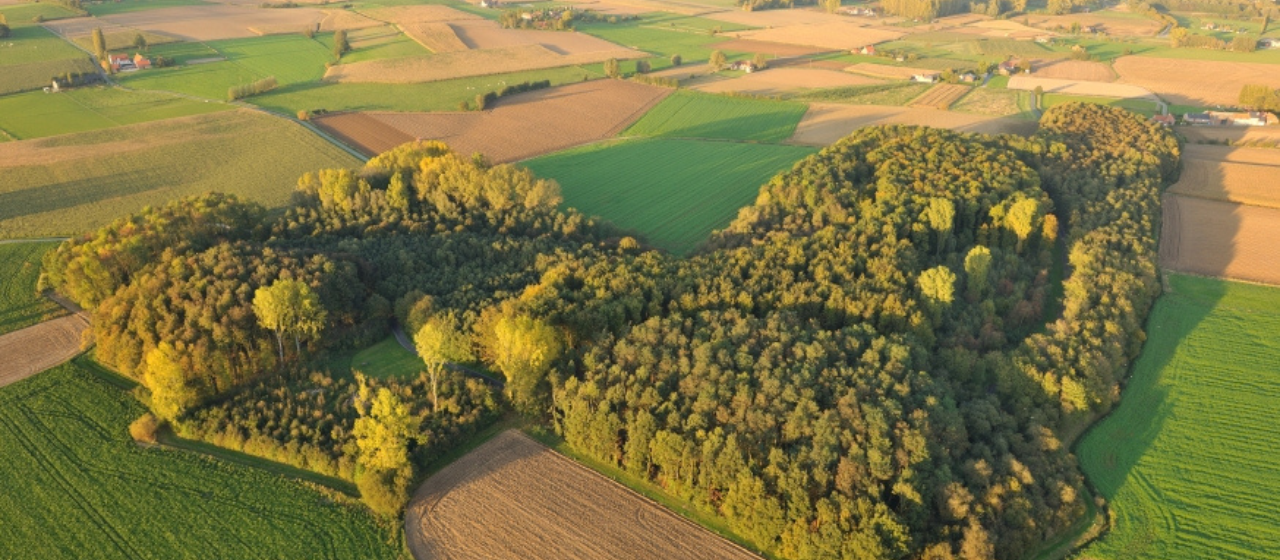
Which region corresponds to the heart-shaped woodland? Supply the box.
[42,104,1178,559]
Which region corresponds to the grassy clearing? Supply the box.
[1042,93,1158,116]
[791,81,933,106]
[0,87,231,140]
[335,336,422,380]
[249,65,601,114]
[0,358,398,559]
[0,242,64,336]
[623,90,807,142]
[1078,274,1280,560]
[525,138,815,255]
[0,110,360,239]
[320,25,431,64]
[118,35,334,100]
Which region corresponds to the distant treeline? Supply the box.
[471,79,552,110]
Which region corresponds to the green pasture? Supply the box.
[1041,93,1158,116]
[1079,274,1280,560]
[0,111,360,239]
[84,0,209,16]
[790,81,933,106]
[118,34,333,100]
[0,242,64,335]
[576,14,753,70]
[623,90,807,142]
[345,337,423,380]
[0,359,399,559]
[525,138,815,255]
[0,87,230,140]
[0,2,81,24]
[248,65,602,114]
[0,8,95,95]
[320,25,430,64]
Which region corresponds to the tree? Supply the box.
[1231,34,1258,53]
[925,197,955,255]
[0,17,9,39]
[670,53,682,66]
[477,306,562,413]
[414,313,474,412]
[752,52,768,70]
[1169,26,1189,48]
[333,29,348,58]
[821,0,840,13]
[129,413,160,443]
[1033,85,1044,109]
[92,27,106,61]
[133,32,147,52]
[143,342,200,421]
[1005,198,1040,251]
[709,50,727,70]
[964,245,992,299]
[253,278,327,362]
[604,58,620,78]
[353,384,417,471]
[635,59,651,74]
[387,171,411,211]
[918,265,956,305]
[960,518,995,560]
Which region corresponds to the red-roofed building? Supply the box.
[133,53,152,70]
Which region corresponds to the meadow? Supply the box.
[0,359,400,560]
[1078,274,1280,560]
[525,138,815,255]
[83,0,208,16]
[117,35,334,100]
[622,90,807,142]
[0,110,360,238]
[575,14,754,70]
[325,336,422,380]
[0,242,64,336]
[1041,93,1158,117]
[0,4,95,95]
[0,87,231,140]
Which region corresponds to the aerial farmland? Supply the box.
[1,0,1279,557]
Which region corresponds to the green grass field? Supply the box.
[525,138,815,254]
[83,0,207,16]
[248,65,602,114]
[790,82,934,106]
[623,91,807,142]
[0,87,231,140]
[576,14,753,71]
[347,336,422,380]
[0,110,360,239]
[118,35,334,100]
[0,242,65,335]
[318,25,431,64]
[0,358,399,559]
[0,4,96,96]
[1078,274,1280,560]
[1042,93,1158,117]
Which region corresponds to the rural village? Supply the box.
[1,0,1278,557]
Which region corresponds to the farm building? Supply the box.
[958,71,979,83]
[729,61,758,73]
[1150,114,1175,127]
[133,54,152,70]
[1184,113,1220,126]
[998,60,1028,75]
[911,73,940,83]
[1260,38,1279,49]
[1208,111,1280,126]
[857,45,877,55]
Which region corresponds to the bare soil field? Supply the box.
[964,19,1048,39]
[1008,75,1156,100]
[909,84,971,109]
[702,7,845,27]
[709,39,830,57]
[1160,194,1280,286]
[845,63,937,79]
[791,103,1038,144]
[360,5,480,24]
[405,430,762,560]
[1024,12,1161,36]
[403,23,470,53]
[1169,144,1280,209]
[54,6,380,41]
[1113,57,1280,107]
[728,23,904,51]
[449,19,624,51]
[0,316,86,389]
[325,42,641,83]
[1032,59,1116,82]
[1181,126,1280,147]
[313,112,415,156]
[693,68,880,95]
[319,80,670,161]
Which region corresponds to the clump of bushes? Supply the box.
[129,413,160,444]
[227,76,278,101]
[472,80,552,111]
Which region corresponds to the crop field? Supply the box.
[250,65,602,114]
[317,79,670,160]
[324,24,430,63]
[701,7,839,27]
[1078,274,1280,560]
[403,22,470,52]
[728,22,904,51]
[0,11,96,95]
[1168,145,1280,209]
[792,82,934,106]
[405,430,762,560]
[1041,93,1159,116]
[0,242,64,336]
[0,315,86,388]
[1113,57,1280,107]
[790,103,1038,145]
[908,83,971,109]
[1024,11,1162,37]
[692,68,880,96]
[525,138,814,254]
[951,86,1032,117]
[0,359,400,559]
[80,4,380,41]
[116,60,261,100]
[0,110,360,238]
[1181,126,1280,148]
[1033,60,1116,81]
[83,0,208,16]
[0,87,232,140]
[1009,75,1156,101]
[70,29,179,51]
[359,4,480,25]
[1160,194,1280,286]
[843,63,939,80]
[623,91,807,142]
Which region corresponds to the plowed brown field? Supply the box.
[1169,145,1280,209]
[1032,59,1116,82]
[693,68,880,95]
[63,5,380,41]
[405,430,762,560]
[1024,12,1161,36]
[909,84,971,109]
[791,103,1037,144]
[1160,194,1280,286]
[360,5,480,24]
[1113,57,1280,107]
[1181,126,1280,146]
[0,316,87,389]
[316,80,670,161]
[729,23,904,51]
[403,23,469,53]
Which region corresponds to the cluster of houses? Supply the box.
[727,60,759,73]
[107,53,152,72]
[1260,38,1280,49]
[1180,111,1280,126]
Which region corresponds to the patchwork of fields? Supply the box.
[1079,274,1280,560]
[525,138,815,255]
[0,360,400,559]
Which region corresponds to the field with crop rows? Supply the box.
[0,110,360,238]
[622,91,807,142]
[0,359,399,559]
[791,82,935,106]
[0,87,231,140]
[951,87,1032,117]
[525,138,814,254]
[0,242,64,336]
[908,84,971,109]
[1078,274,1280,560]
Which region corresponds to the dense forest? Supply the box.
[44,104,1178,558]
